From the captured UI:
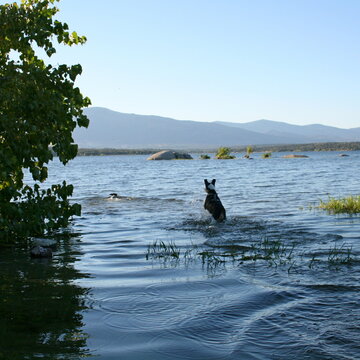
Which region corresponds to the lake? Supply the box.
[1,151,360,359]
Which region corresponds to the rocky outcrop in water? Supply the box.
[30,246,53,258]
[147,150,193,160]
[29,238,57,258]
[32,238,57,247]
[282,154,309,158]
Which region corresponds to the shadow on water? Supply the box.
[0,235,92,360]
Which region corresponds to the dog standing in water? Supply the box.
[204,179,226,222]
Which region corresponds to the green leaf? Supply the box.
[0,0,90,242]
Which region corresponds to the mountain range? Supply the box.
[73,107,360,149]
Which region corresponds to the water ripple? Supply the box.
[46,153,360,359]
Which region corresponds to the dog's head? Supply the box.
[204,179,216,193]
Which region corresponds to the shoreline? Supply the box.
[76,141,360,156]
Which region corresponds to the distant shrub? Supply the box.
[262,152,272,159]
[246,146,253,156]
[215,147,235,159]
[244,145,254,159]
[200,154,211,159]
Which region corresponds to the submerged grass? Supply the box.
[328,243,354,266]
[317,195,360,214]
[146,237,357,273]
[146,240,180,260]
[246,238,296,269]
[146,237,297,272]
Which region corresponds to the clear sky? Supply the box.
[5,0,360,128]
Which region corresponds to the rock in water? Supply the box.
[31,238,57,247]
[30,246,53,258]
[282,154,309,158]
[147,150,193,160]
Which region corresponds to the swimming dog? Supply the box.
[204,179,226,222]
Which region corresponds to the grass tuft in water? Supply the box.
[147,237,297,272]
[244,237,296,270]
[146,240,180,260]
[317,195,360,215]
[308,253,320,269]
[198,251,226,266]
[146,236,357,273]
[327,243,354,266]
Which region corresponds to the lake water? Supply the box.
[1,151,360,359]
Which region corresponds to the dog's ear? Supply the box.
[211,179,216,185]
[204,179,209,185]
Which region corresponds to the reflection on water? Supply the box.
[0,237,92,359]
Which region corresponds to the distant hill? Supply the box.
[215,120,360,143]
[73,107,360,148]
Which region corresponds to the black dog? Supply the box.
[204,179,226,222]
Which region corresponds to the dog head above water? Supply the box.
[204,179,217,193]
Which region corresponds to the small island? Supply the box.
[215,147,235,159]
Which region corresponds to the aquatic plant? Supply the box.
[146,237,297,272]
[146,232,359,274]
[308,254,320,269]
[327,243,354,266]
[215,147,236,159]
[198,250,226,266]
[317,195,360,214]
[243,237,296,269]
[146,240,180,260]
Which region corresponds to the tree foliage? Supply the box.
[0,0,90,242]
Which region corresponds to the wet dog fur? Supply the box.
[204,179,226,222]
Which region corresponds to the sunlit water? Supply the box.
[1,152,360,359]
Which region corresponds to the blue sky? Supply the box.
[5,0,360,127]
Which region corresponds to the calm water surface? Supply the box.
[1,151,360,359]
